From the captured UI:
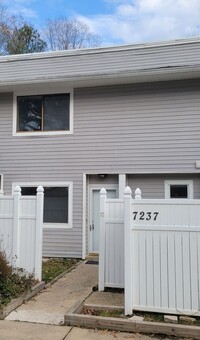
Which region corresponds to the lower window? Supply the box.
[20,183,72,227]
[165,180,193,199]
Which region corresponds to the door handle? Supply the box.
[90,223,94,231]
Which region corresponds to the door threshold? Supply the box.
[86,253,99,260]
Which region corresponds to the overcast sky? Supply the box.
[1,0,200,46]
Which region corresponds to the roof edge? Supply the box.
[0,36,200,63]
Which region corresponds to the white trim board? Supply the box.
[12,181,73,229]
[0,174,4,195]
[82,174,87,259]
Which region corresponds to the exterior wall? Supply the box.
[88,175,118,186]
[127,174,200,199]
[1,79,200,257]
[74,80,200,174]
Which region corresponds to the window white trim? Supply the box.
[12,181,73,228]
[0,174,4,195]
[13,87,74,136]
[164,180,193,199]
[82,173,86,259]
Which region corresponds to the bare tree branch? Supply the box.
[43,18,102,51]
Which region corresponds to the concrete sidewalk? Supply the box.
[6,260,98,325]
[1,260,179,339]
[0,321,174,340]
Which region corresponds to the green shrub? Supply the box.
[0,251,12,279]
[0,251,36,306]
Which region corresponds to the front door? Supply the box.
[90,188,117,253]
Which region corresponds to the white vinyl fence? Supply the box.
[99,187,200,316]
[0,185,44,280]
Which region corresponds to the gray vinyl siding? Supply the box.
[1,39,200,85]
[127,174,200,199]
[74,80,200,173]
[88,175,118,185]
[1,79,200,257]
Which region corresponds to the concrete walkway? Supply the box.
[6,261,98,325]
[0,321,175,340]
[1,260,181,339]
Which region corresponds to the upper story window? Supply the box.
[13,89,73,136]
[18,94,70,132]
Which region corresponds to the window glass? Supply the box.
[21,186,68,223]
[21,187,37,195]
[17,93,70,132]
[170,185,188,198]
[43,94,69,131]
[17,96,42,131]
[44,187,68,223]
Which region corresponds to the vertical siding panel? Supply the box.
[139,231,147,307]
[153,231,161,309]
[160,232,169,309]
[190,232,199,312]
[175,233,184,311]
[197,234,200,311]
[133,230,139,306]
[167,232,176,310]
[182,232,191,311]
[146,231,154,307]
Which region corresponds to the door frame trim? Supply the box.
[88,184,118,253]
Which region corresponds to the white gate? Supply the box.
[99,186,200,316]
[0,186,44,280]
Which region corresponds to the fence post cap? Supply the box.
[135,188,142,199]
[100,188,107,195]
[37,185,44,193]
[124,186,132,195]
[14,185,21,193]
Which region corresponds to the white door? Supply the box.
[90,188,117,253]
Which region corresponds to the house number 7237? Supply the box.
[133,211,159,221]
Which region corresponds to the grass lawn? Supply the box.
[42,258,80,283]
[0,251,80,307]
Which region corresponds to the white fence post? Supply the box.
[135,188,142,200]
[12,185,21,267]
[34,186,44,281]
[124,186,133,315]
[99,188,107,291]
